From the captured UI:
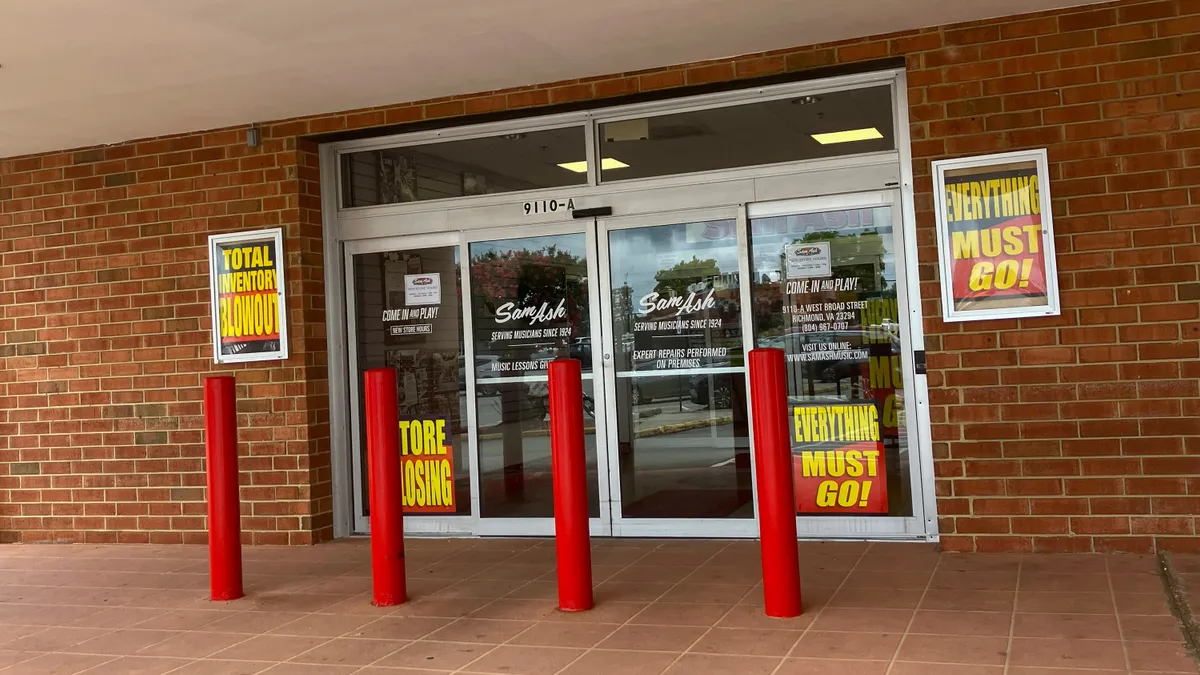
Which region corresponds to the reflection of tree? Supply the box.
[790,230,890,293]
[471,246,587,327]
[654,257,721,297]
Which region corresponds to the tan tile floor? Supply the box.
[0,538,1194,674]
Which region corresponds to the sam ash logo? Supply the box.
[791,246,823,258]
[411,276,434,285]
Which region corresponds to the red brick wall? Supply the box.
[0,134,332,544]
[1,0,1197,550]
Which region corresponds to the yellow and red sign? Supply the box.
[398,419,456,513]
[934,152,1060,322]
[792,403,888,514]
[945,170,1046,305]
[208,229,288,363]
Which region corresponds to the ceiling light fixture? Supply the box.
[557,158,630,173]
[811,128,883,145]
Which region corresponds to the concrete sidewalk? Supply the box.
[0,538,1195,674]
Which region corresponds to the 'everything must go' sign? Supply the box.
[791,403,889,514]
[207,228,289,363]
[933,149,1061,323]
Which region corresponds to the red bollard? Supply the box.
[749,348,802,618]
[365,368,407,606]
[204,376,243,602]
[548,358,594,612]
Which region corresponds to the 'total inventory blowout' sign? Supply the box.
[399,418,456,513]
[207,228,289,364]
[792,403,889,514]
[933,149,1060,323]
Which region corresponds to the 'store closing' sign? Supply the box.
[398,419,456,513]
[792,404,889,514]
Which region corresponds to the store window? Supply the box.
[598,85,895,182]
[342,127,587,207]
[352,245,472,516]
[468,233,601,518]
[748,205,912,517]
[607,220,752,519]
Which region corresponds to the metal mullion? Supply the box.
[885,190,927,534]
[615,366,743,378]
[321,144,354,538]
[342,243,368,534]
[479,373,598,384]
[584,117,599,187]
[599,205,740,233]
[594,217,624,534]
[461,218,584,243]
[893,70,937,539]
[459,232,484,530]
[747,190,890,219]
[735,202,761,526]
[584,221,613,535]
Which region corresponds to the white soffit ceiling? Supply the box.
[0,0,1101,158]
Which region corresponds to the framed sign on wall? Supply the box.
[207,228,289,364]
[932,149,1060,323]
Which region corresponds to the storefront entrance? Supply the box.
[327,67,936,540]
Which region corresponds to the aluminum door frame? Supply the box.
[343,231,476,536]
[596,204,760,538]
[344,221,614,537]
[461,220,613,537]
[745,188,934,539]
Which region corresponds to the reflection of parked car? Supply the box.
[465,355,504,394]
[626,358,739,409]
[568,337,591,367]
[628,360,692,405]
[689,371,735,409]
[762,329,901,388]
[531,347,558,362]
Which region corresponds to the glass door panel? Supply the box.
[349,243,472,533]
[467,232,602,522]
[748,197,914,519]
[604,217,753,525]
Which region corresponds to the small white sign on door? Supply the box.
[785,242,832,279]
[404,273,441,306]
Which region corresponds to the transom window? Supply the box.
[339,83,896,209]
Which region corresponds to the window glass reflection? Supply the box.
[608,221,752,519]
[475,380,602,518]
[749,206,912,517]
[353,246,471,516]
[342,127,587,207]
[469,235,590,380]
[469,233,600,518]
[608,221,744,373]
[599,86,894,182]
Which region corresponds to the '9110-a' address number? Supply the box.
[523,199,575,215]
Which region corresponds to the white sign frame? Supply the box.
[932,148,1061,323]
[403,272,442,306]
[207,227,290,364]
[785,241,832,279]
